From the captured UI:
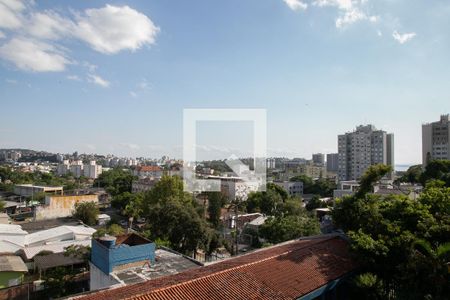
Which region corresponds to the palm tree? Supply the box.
[124,200,142,230]
[409,239,450,297]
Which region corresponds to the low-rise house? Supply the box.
[133,166,163,179]
[226,213,263,230]
[35,194,99,220]
[219,176,260,201]
[0,213,10,224]
[97,214,111,226]
[0,255,28,288]
[0,224,95,266]
[333,180,360,199]
[74,234,358,300]
[245,215,268,231]
[13,184,63,198]
[89,233,202,291]
[34,252,85,277]
[273,181,303,197]
[131,178,159,193]
[0,224,28,254]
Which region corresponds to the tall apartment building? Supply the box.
[422,114,450,165]
[326,153,339,172]
[70,160,84,178]
[338,125,394,181]
[312,153,325,166]
[83,161,103,179]
[57,160,102,179]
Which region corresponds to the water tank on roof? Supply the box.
[99,236,116,248]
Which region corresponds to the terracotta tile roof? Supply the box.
[75,235,357,300]
[137,166,163,172]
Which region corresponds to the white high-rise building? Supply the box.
[422,114,450,166]
[57,160,70,176]
[338,125,394,181]
[70,160,84,178]
[83,161,103,179]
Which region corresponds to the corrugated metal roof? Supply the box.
[24,225,95,245]
[34,252,85,271]
[0,224,28,235]
[0,255,28,272]
[23,239,92,260]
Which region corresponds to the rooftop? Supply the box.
[0,255,28,273]
[136,166,163,172]
[24,225,95,246]
[34,252,85,271]
[19,217,81,233]
[74,234,357,300]
[23,239,92,260]
[111,248,202,286]
[0,224,28,236]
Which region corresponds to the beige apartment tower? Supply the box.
[338,125,394,181]
[422,114,450,166]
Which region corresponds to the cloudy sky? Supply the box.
[0,0,449,164]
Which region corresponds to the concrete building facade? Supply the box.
[35,194,99,220]
[338,125,394,181]
[273,181,303,197]
[312,153,325,166]
[326,153,339,172]
[422,114,450,165]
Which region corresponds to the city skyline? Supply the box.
[1,1,450,164]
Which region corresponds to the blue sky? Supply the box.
[0,0,450,164]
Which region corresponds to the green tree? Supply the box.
[140,176,217,255]
[350,272,386,300]
[259,215,320,244]
[124,194,143,228]
[94,224,125,237]
[206,192,225,229]
[420,160,450,187]
[290,175,314,192]
[333,164,450,299]
[73,201,99,226]
[395,164,423,184]
[94,168,136,196]
[145,197,208,254]
[305,195,327,211]
[246,186,284,215]
[356,164,392,198]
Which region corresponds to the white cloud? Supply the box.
[0,0,26,29]
[82,61,97,73]
[336,9,366,28]
[392,30,416,44]
[138,78,151,90]
[67,75,81,81]
[26,11,73,40]
[74,5,160,54]
[5,78,17,84]
[129,91,138,98]
[0,37,70,72]
[313,0,379,29]
[369,15,379,23]
[283,0,308,11]
[377,30,382,37]
[87,74,110,88]
[0,4,160,72]
[314,0,353,10]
